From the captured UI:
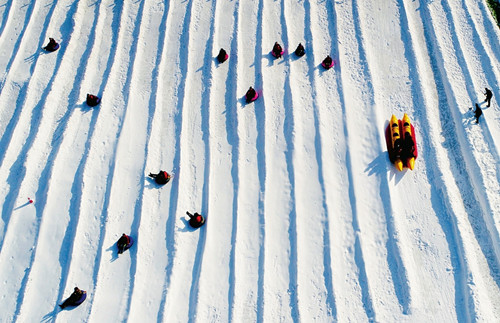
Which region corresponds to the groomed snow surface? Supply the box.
[1,0,500,322]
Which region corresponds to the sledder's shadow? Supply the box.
[179,217,199,233]
[265,52,286,67]
[77,102,94,113]
[106,244,119,262]
[145,177,166,189]
[13,201,31,210]
[41,308,57,323]
[365,151,405,184]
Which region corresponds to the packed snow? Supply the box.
[1,0,500,322]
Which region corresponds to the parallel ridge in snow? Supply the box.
[0,0,500,322]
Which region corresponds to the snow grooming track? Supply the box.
[298,0,340,321]
[0,0,80,320]
[54,0,142,321]
[159,0,210,321]
[215,1,240,322]
[354,0,418,317]
[125,2,171,322]
[13,1,109,321]
[229,0,266,322]
[326,0,379,320]
[0,0,35,94]
[398,0,471,320]
[193,0,239,322]
[154,0,192,320]
[184,0,217,322]
[0,0,58,249]
[87,0,156,321]
[406,0,499,320]
[260,0,296,322]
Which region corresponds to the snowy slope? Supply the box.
[1,0,500,322]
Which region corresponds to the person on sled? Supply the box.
[86,94,101,107]
[117,233,132,254]
[245,86,258,103]
[294,43,305,57]
[44,38,60,52]
[186,211,205,228]
[322,55,333,69]
[148,170,171,185]
[217,48,228,63]
[60,287,86,309]
[272,42,283,58]
[402,132,415,158]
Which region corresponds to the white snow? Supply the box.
[1,0,500,322]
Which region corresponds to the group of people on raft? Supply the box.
[217,42,334,104]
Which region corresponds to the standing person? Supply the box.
[474,103,483,123]
[484,88,493,107]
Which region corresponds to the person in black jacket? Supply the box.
[272,42,283,58]
[474,103,483,123]
[484,88,493,107]
[44,38,60,52]
[86,94,101,107]
[294,43,305,57]
[148,170,171,185]
[217,48,228,63]
[186,211,205,228]
[60,287,86,309]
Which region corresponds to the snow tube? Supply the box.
[271,49,284,58]
[117,236,134,254]
[45,43,60,52]
[245,91,259,103]
[322,59,334,70]
[401,113,418,170]
[385,115,403,171]
[155,171,171,185]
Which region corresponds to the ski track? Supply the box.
[1,0,500,321]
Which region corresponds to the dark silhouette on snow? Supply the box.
[217,48,228,63]
[148,170,171,185]
[186,211,205,228]
[117,233,133,254]
[43,38,60,52]
[86,94,101,107]
[475,103,483,123]
[294,43,305,57]
[322,55,333,69]
[271,42,283,58]
[59,287,86,309]
[484,88,493,107]
[245,87,258,103]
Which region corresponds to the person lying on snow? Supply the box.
[148,170,171,185]
[60,287,86,309]
[117,233,131,254]
[186,211,205,228]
